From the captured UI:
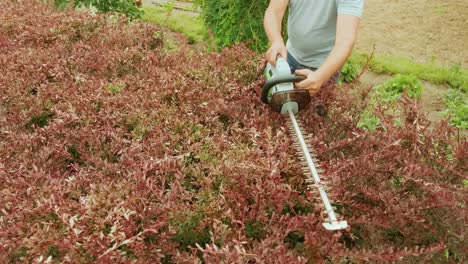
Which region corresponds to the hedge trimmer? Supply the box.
[261,57,347,231]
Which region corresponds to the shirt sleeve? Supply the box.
[337,0,364,18]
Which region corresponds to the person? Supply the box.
[264,0,364,97]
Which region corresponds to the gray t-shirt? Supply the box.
[286,0,364,68]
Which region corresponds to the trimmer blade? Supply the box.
[286,111,347,231]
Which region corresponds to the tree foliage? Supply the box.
[194,0,271,52]
[54,0,143,19]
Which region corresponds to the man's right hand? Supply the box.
[264,0,289,65]
[265,41,287,66]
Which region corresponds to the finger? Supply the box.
[309,89,319,96]
[279,49,287,60]
[295,79,309,89]
[295,69,309,77]
[267,51,277,65]
[309,87,320,95]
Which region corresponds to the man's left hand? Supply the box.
[294,69,324,95]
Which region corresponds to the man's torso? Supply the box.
[286,0,363,68]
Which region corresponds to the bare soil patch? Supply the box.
[355,0,467,123]
[357,0,468,68]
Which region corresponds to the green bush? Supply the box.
[54,0,143,19]
[444,91,468,129]
[194,0,270,52]
[357,75,423,131]
[357,110,381,131]
[339,60,360,83]
[376,74,423,101]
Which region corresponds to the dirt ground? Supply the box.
[357,0,467,68]
[356,0,467,122]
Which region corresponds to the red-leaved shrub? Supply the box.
[0,1,466,263]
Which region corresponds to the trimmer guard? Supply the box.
[269,90,311,113]
[261,74,306,104]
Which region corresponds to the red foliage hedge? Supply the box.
[0,1,466,263]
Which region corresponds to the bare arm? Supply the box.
[264,0,289,65]
[296,15,361,94]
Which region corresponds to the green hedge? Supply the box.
[194,0,271,52]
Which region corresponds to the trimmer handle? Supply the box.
[261,75,306,104]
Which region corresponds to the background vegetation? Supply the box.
[53,0,143,19]
[194,0,270,52]
[141,4,205,44]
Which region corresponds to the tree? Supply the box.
[194,0,271,52]
[54,0,143,19]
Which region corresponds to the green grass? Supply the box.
[141,6,206,43]
[435,7,447,15]
[351,52,468,92]
[443,90,468,129]
[357,74,424,131]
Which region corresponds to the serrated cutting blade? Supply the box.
[287,109,347,231]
